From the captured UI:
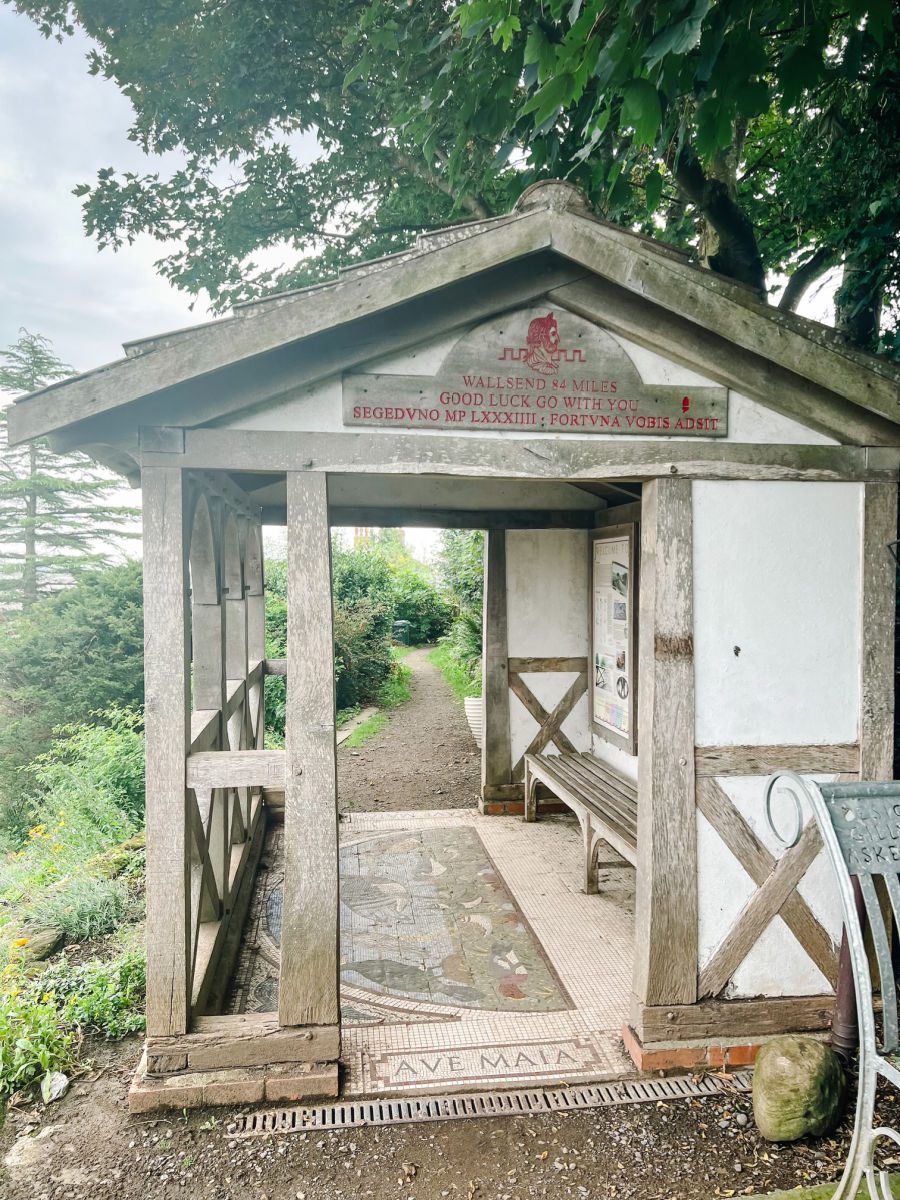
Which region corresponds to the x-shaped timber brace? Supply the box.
[696,777,841,999]
[508,657,589,782]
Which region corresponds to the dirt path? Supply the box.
[4,1036,899,1200]
[337,646,481,813]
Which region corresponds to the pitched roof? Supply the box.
[8,179,899,448]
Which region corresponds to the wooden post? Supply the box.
[280,473,340,1027]
[634,477,698,1008]
[142,467,192,1036]
[480,529,512,807]
[859,483,897,781]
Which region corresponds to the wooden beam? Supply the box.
[860,483,898,781]
[326,506,598,530]
[637,994,836,1043]
[551,215,900,438]
[634,477,698,1007]
[508,656,588,673]
[142,466,192,1037]
[139,428,898,481]
[9,212,556,444]
[695,743,860,777]
[549,275,900,448]
[592,501,642,528]
[186,750,286,789]
[481,530,512,803]
[146,1013,341,1074]
[280,472,340,1028]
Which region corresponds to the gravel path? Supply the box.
[4,1036,900,1200]
[337,646,481,813]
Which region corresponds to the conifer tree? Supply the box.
[0,330,138,608]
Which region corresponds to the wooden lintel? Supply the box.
[186,750,285,789]
[329,506,597,530]
[592,501,642,528]
[695,743,860,777]
[139,429,897,482]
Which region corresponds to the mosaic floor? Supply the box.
[228,809,636,1096]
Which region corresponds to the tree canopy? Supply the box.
[0,331,139,607]
[12,0,899,353]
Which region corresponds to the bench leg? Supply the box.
[582,816,599,895]
[523,761,538,823]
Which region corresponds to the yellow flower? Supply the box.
[51,843,64,854]
[8,987,20,999]
[42,992,53,1003]
[12,937,29,947]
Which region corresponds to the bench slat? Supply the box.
[566,752,638,803]
[538,755,638,830]
[550,754,638,816]
[526,751,638,859]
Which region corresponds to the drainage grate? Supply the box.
[229,1071,752,1136]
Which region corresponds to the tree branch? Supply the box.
[666,143,766,294]
[778,245,837,311]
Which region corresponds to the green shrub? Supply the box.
[29,875,136,941]
[429,640,482,703]
[333,597,394,708]
[38,950,146,1038]
[377,660,413,708]
[390,566,452,643]
[0,974,75,1097]
[0,561,144,841]
[0,710,145,942]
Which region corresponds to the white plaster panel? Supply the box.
[228,378,343,432]
[609,334,717,387]
[728,915,833,998]
[693,481,862,746]
[364,330,466,375]
[727,392,837,445]
[506,530,590,766]
[590,736,638,783]
[506,530,588,656]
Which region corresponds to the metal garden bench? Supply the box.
[523,751,637,893]
[764,773,900,1200]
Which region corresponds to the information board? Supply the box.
[591,525,637,754]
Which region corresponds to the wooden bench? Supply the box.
[523,751,637,894]
[764,773,900,1200]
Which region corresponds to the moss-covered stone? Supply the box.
[753,1035,846,1142]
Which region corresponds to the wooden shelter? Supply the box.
[9,180,900,1108]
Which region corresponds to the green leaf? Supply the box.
[491,14,521,52]
[621,78,662,147]
[644,0,711,69]
[520,72,576,128]
[644,169,663,212]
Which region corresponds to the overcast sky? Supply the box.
[0,8,204,372]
